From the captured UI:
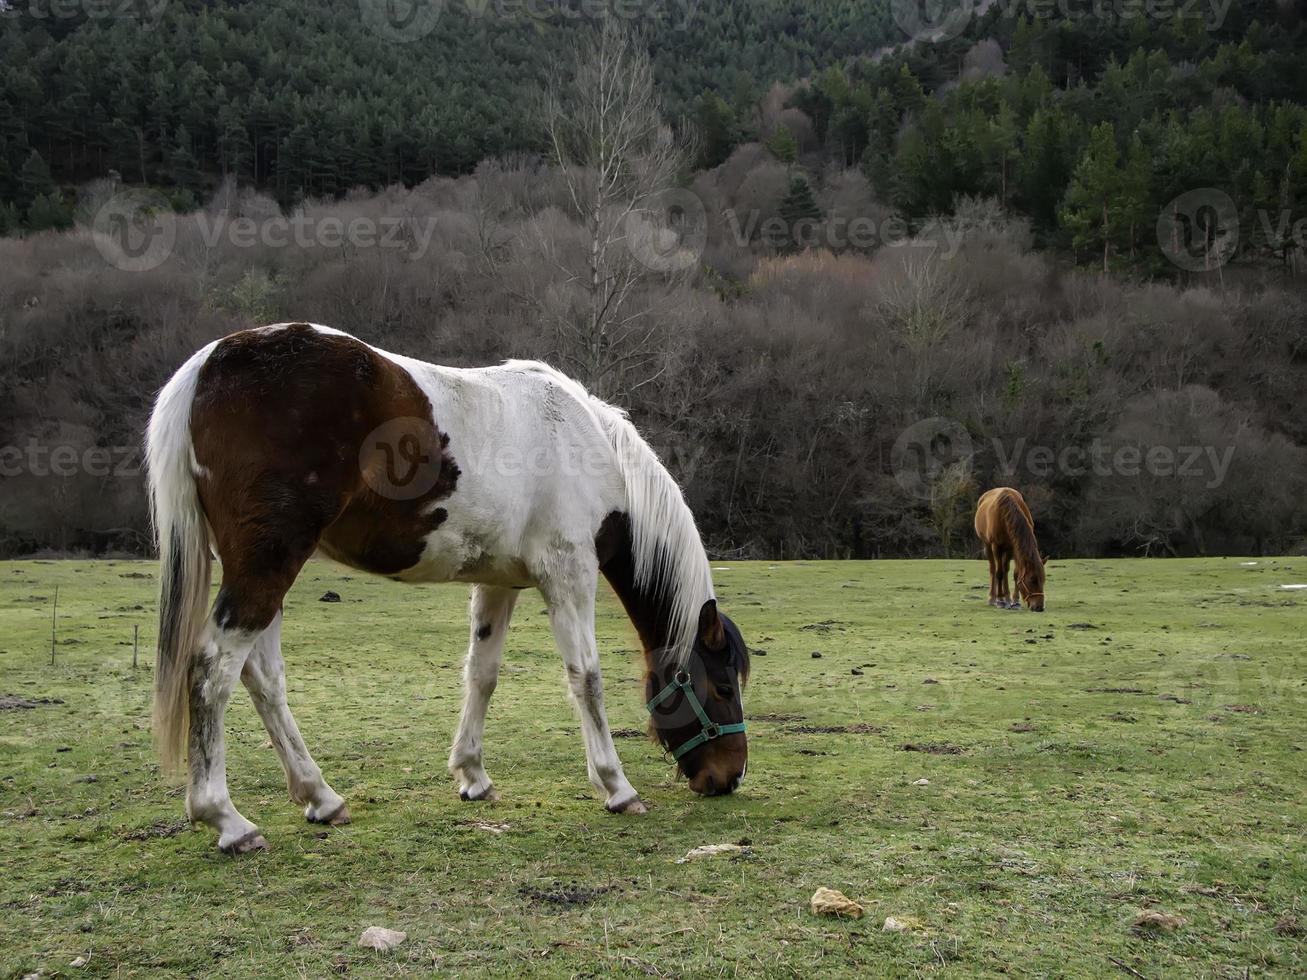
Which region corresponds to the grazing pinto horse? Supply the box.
[146,323,748,854]
[974,487,1046,612]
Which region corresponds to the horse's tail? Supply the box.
[145,343,217,776]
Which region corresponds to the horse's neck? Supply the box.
[595,512,677,658]
[1003,501,1038,568]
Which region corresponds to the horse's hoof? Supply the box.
[219,830,268,856]
[606,796,647,815]
[459,784,499,802]
[308,802,351,826]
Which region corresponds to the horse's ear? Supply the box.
[698,599,726,652]
[1042,554,1049,565]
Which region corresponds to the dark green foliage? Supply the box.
[693,92,740,170]
[25,192,74,232]
[780,175,822,227]
[0,0,901,213]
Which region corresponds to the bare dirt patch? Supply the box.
[122,819,189,841]
[0,694,64,711]
[899,742,964,755]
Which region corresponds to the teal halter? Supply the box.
[646,670,747,760]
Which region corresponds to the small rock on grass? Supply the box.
[810,887,863,919]
[912,778,930,786]
[676,843,748,863]
[1132,910,1185,932]
[320,591,342,603]
[883,915,924,933]
[358,926,406,951]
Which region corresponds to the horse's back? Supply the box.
[975,486,1031,543]
[184,323,623,588]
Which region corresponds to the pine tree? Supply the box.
[779,174,822,250]
[18,149,55,210]
[26,192,73,232]
[766,125,798,164]
[168,126,201,192]
[693,92,737,170]
[1059,122,1124,272]
[1018,105,1072,235]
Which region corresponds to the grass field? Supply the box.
[1,557,1304,977]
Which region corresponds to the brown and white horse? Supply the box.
[147,322,748,854]
[974,487,1047,612]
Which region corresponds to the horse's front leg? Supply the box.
[540,566,645,814]
[998,552,1017,609]
[448,585,518,802]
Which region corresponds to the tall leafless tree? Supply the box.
[533,19,693,396]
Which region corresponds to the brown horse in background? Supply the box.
[975,487,1047,612]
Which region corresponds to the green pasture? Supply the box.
[1,558,1304,977]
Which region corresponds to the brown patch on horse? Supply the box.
[191,324,459,631]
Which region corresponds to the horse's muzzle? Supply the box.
[689,770,744,797]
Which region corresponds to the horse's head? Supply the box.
[646,600,749,796]
[1018,556,1048,612]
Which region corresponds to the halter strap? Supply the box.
[646,670,746,760]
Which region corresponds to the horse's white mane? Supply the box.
[504,360,714,664]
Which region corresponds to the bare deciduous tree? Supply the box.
[533,19,691,396]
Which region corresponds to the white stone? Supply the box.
[358,926,407,951]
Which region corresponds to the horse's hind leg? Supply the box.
[985,544,1000,606]
[242,611,349,826]
[187,538,318,852]
[449,585,519,802]
[187,611,265,854]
